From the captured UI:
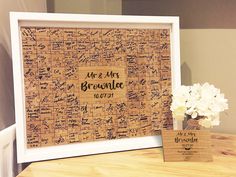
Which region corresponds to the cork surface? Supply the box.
[21,27,172,148]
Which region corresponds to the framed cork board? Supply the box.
[10,12,180,163]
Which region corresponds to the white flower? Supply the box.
[172,106,186,121]
[170,82,228,128]
[171,86,189,108]
[211,114,220,126]
[199,117,212,128]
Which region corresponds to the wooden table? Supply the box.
[18,133,236,177]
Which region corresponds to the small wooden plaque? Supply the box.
[162,130,213,162]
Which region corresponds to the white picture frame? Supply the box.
[10,12,181,163]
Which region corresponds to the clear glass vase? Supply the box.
[183,115,205,130]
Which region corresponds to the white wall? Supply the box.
[0,0,47,130]
[51,0,122,15]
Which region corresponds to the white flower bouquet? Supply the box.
[170,83,228,129]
